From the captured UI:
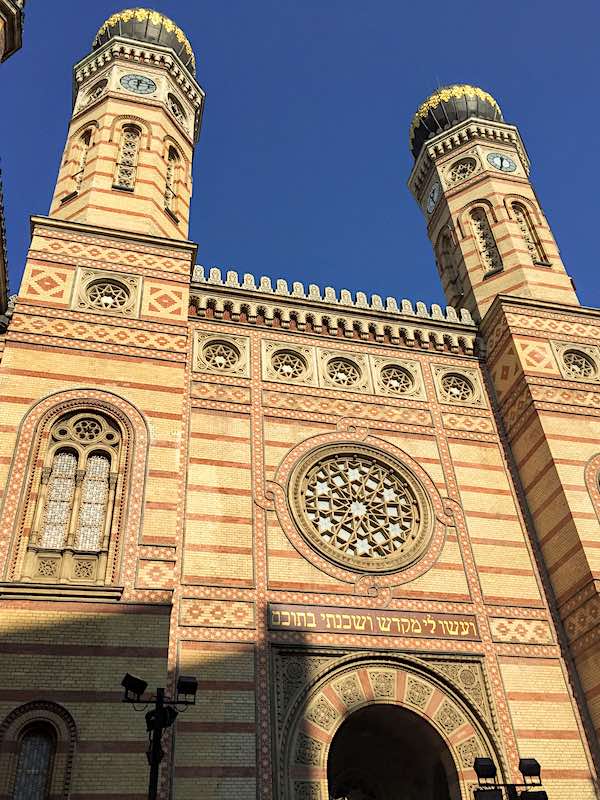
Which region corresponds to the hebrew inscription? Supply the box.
[269,603,479,640]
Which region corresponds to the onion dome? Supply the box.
[409,84,502,159]
[93,8,195,75]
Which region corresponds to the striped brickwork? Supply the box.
[410,119,579,319]
[484,296,600,747]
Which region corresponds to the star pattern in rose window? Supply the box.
[303,454,419,559]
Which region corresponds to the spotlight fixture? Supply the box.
[474,757,497,782]
[473,790,502,800]
[121,672,148,702]
[176,675,198,702]
[519,758,542,782]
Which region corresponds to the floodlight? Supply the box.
[121,673,148,701]
[176,675,198,702]
[145,706,178,732]
[474,757,497,781]
[473,790,502,800]
[519,758,542,781]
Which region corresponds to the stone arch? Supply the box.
[0,700,77,800]
[280,654,503,800]
[0,389,149,590]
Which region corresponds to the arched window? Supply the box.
[73,129,92,193]
[164,146,180,214]
[23,412,121,585]
[114,124,141,190]
[511,201,548,265]
[470,207,502,274]
[12,723,56,800]
[436,230,463,303]
[167,93,186,124]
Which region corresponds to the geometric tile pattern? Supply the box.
[179,598,255,628]
[489,617,554,645]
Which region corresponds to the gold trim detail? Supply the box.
[94,8,195,70]
[409,84,501,150]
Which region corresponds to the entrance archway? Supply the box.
[327,703,458,800]
[281,655,503,799]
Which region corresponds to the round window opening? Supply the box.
[86,280,130,311]
[440,372,474,402]
[288,444,433,573]
[327,357,361,387]
[563,349,596,380]
[203,340,241,371]
[380,365,414,394]
[272,349,307,379]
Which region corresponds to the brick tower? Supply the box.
[410,84,600,749]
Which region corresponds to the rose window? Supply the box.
[563,350,596,379]
[289,445,433,572]
[203,340,240,370]
[73,418,103,442]
[87,280,130,310]
[440,373,474,402]
[272,350,307,379]
[380,365,414,394]
[326,358,361,387]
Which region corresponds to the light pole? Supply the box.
[473,757,548,799]
[121,672,198,800]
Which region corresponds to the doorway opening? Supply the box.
[327,703,459,800]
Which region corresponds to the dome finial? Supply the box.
[409,84,502,159]
[93,8,196,75]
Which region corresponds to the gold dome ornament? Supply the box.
[409,84,502,159]
[93,8,196,75]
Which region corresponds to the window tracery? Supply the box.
[440,372,475,402]
[326,358,361,387]
[379,364,414,394]
[72,129,92,193]
[164,146,180,213]
[86,279,131,311]
[87,79,107,104]
[271,350,307,379]
[11,724,56,800]
[24,412,121,585]
[114,125,141,189]
[563,349,596,380]
[470,207,502,274]
[167,93,186,124]
[202,340,241,371]
[288,445,433,573]
[447,157,477,186]
[511,202,547,264]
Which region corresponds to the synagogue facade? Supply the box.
[0,7,599,800]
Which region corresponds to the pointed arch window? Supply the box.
[24,412,121,585]
[470,207,502,275]
[114,124,141,190]
[164,145,180,216]
[511,201,548,265]
[72,129,92,194]
[12,723,56,800]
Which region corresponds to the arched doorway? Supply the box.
[327,703,458,800]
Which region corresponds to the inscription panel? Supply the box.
[269,603,479,640]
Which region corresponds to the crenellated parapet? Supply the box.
[190,265,479,355]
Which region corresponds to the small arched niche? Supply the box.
[327,703,459,800]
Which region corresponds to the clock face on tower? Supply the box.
[426,182,441,214]
[120,74,157,95]
[487,152,517,172]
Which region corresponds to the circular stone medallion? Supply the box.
[288,444,433,573]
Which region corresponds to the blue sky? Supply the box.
[1,1,598,308]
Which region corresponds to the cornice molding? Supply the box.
[190,266,480,355]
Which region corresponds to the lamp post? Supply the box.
[121,672,198,800]
[473,757,548,799]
